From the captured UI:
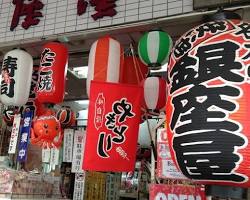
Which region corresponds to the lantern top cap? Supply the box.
[204,8,242,22]
[12,47,26,52]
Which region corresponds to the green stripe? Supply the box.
[138,33,151,65]
[157,31,172,64]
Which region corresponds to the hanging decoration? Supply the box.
[56,106,76,128]
[120,55,149,85]
[83,81,142,172]
[30,114,63,148]
[141,76,167,114]
[3,106,16,126]
[166,19,250,187]
[138,30,172,70]
[1,48,33,106]
[37,42,68,104]
[86,36,124,96]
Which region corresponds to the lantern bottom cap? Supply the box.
[148,63,162,70]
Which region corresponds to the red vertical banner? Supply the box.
[149,184,206,200]
[83,81,142,172]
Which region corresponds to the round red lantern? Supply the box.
[166,19,250,187]
[86,36,124,96]
[56,106,76,128]
[37,42,68,104]
[120,56,149,85]
[141,76,167,113]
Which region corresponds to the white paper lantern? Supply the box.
[1,49,33,106]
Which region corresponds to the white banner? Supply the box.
[72,131,85,173]
[73,172,85,200]
[157,128,187,180]
[42,148,51,163]
[63,129,74,162]
[8,114,21,154]
[50,148,60,166]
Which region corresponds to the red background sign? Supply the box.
[83,81,142,172]
[150,184,206,200]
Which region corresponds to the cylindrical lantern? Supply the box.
[120,56,149,85]
[166,20,250,187]
[141,76,167,112]
[138,30,172,70]
[56,106,76,128]
[37,42,68,104]
[86,36,124,96]
[1,49,33,106]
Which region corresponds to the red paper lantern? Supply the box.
[56,106,76,128]
[141,77,167,113]
[166,20,250,187]
[37,42,68,104]
[86,36,124,96]
[120,56,149,85]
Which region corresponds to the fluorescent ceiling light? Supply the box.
[75,100,89,105]
[68,66,88,79]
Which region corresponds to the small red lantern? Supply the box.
[86,36,124,96]
[120,56,149,85]
[56,106,76,128]
[30,114,63,148]
[37,42,68,104]
[141,76,167,113]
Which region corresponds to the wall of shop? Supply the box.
[0,0,193,44]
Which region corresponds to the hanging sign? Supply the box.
[50,147,60,166]
[72,131,85,173]
[149,184,206,200]
[83,81,142,172]
[73,172,86,200]
[8,114,21,154]
[17,111,33,162]
[63,129,74,162]
[157,128,187,180]
[42,148,51,163]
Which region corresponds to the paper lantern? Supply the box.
[56,106,76,128]
[37,42,68,104]
[86,36,124,96]
[166,20,250,187]
[138,30,172,70]
[1,49,33,106]
[141,77,167,112]
[120,56,149,85]
[30,114,63,148]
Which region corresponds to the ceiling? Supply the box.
[0,5,250,111]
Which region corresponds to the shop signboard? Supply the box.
[83,81,142,172]
[149,184,206,200]
[8,114,21,154]
[72,131,85,173]
[73,172,85,200]
[17,111,33,162]
[157,128,187,180]
[63,129,74,162]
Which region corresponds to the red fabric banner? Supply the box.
[150,184,206,200]
[83,81,143,172]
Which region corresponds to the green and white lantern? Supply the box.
[138,30,172,70]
